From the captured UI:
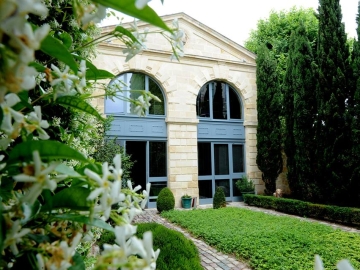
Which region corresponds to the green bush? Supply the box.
[157,187,175,213]
[213,187,226,209]
[244,194,360,227]
[96,223,202,270]
[235,176,255,193]
[136,223,203,270]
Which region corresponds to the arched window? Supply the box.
[105,72,165,116]
[196,81,245,204]
[196,81,241,120]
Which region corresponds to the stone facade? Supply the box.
[92,13,263,206]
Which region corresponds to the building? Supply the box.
[93,13,263,207]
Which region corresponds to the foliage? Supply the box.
[161,208,360,270]
[255,44,283,194]
[245,6,318,81]
[314,0,353,205]
[97,223,203,270]
[181,194,192,198]
[213,187,226,209]
[350,2,360,206]
[235,176,255,193]
[0,0,185,268]
[156,187,175,213]
[283,22,317,200]
[244,195,360,227]
[136,223,203,270]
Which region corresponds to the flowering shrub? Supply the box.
[0,0,184,269]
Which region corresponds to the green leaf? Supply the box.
[29,62,46,72]
[40,34,78,72]
[7,140,88,164]
[73,55,114,81]
[54,214,114,232]
[55,163,81,177]
[92,0,171,32]
[114,25,137,42]
[56,96,104,121]
[41,187,91,211]
[12,91,32,111]
[55,32,73,49]
[69,252,85,270]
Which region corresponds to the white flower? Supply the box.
[133,95,151,116]
[135,0,151,9]
[4,220,31,255]
[109,154,123,182]
[314,255,354,270]
[50,64,78,92]
[0,155,6,172]
[47,234,82,270]
[76,60,86,93]
[0,93,24,134]
[13,151,60,204]
[17,0,49,17]
[25,106,50,140]
[141,183,151,209]
[81,4,107,27]
[2,61,38,94]
[0,0,16,21]
[123,41,144,62]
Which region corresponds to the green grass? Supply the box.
[161,208,360,270]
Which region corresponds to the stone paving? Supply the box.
[133,202,360,270]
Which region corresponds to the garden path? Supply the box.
[133,202,360,270]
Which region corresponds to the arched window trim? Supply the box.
[196,80,243,121]
[105,72,166,118]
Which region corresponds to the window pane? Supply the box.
[148,78,165,115]
[197,84,210,117]
[214,144,229,175]
[150,182,167,197]
[232,145,244,173]
[212,82,227,119]
[105,77,126,114]
[215,179,230,197]
[199,180,212,199]
[128,73,145,114]
[229,86,241,119]
[232,179,241,196]
[149,142,167,177]
[198,143,211,175]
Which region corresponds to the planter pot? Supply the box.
[182,197,192,209]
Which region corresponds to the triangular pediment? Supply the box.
[101,13,256,65]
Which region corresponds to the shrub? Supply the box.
[157,187,175,213]
[235,176,255,193]
[244,195,360,227]
[136,223,203,270]
[213,187,226,209]
[97,223,202,270]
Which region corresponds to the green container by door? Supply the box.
[182,197,192,209]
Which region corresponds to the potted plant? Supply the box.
[181,194,192,209]
[235,176,255,198]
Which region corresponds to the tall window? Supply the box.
[196,81,241,120]
[105,72,165,116]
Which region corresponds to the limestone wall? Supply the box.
[92,13,262,206]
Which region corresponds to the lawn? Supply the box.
[161,207,360,270]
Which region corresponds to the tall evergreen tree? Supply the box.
[287,23,317,200]
[256,45,283,195]
[315,0,352,204]
[350,2,360,206]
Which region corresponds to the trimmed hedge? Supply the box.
[213,187,226,209]
[136,223,203,270]
[244,194,360,227]
[97,223,202,270]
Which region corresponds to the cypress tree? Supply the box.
[315,0,352,204]
[289,23,317,200]
[282,31,297,198]
[256,45,283,195]
[350,2,360,206]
